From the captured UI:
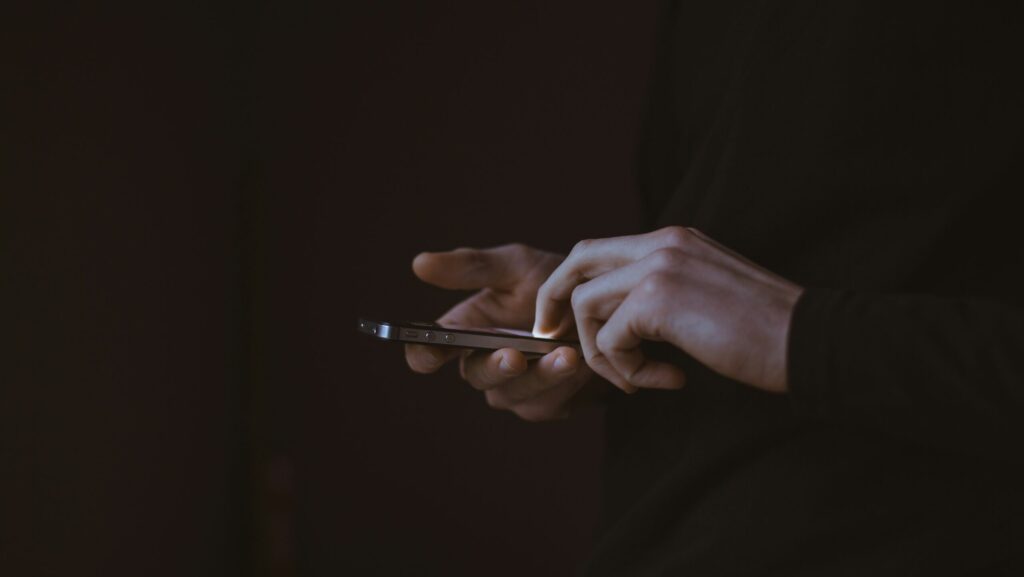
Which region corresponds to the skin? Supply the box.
[404,244,608,421]
[534,226,804,395]
[407,226,804,420]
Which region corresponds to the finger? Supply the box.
[576,315,636,394]
[459,348,528,391]
[510,368,613,420]
[405,297,496,373]
[412,244,531,292]
[405,343,463,374]
[577,315,634,393]
[596,294,686,390]
[570,249,688,323]
[484,347,582,406]
[435,295,495,329]
[499,376,586,422]
[533,227,706,337]
[569,251,688,393]
[532,236,646,338]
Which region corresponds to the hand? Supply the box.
[405,244,600,421]
[533,226,804,394]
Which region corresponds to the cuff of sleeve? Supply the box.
[787,287,848,419]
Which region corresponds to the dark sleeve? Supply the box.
[788,288,1024,462]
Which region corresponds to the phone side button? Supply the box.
[423,331,434,342]
[443,333,454,344]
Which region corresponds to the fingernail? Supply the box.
[499,357,514,374]
[553,355,571,373]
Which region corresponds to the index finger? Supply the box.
[532,227,706,337]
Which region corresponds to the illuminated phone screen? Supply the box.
[471,327,533,337]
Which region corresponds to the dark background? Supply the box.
[1,1,655,575]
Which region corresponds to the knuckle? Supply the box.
[570,283,589,312]
[640,271,673,296]
[570,238,594,256]
[658,225,692,248]
[504,242,530,259]
[620,364,640,384]
[595,330,616,354]
[648,247,685,270]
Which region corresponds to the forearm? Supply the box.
[788,288,1024,461]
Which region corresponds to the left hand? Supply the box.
[532,226,804,394]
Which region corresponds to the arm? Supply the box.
[790,288,1024,462]
[534,226,1024,461]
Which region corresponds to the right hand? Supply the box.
[405,243,602,421]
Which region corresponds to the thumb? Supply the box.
[412,245,525,291]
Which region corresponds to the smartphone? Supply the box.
[357,318,579,356]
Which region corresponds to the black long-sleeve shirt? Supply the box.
[585,2,1024,575]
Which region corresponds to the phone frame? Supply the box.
[358,319,580,356]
